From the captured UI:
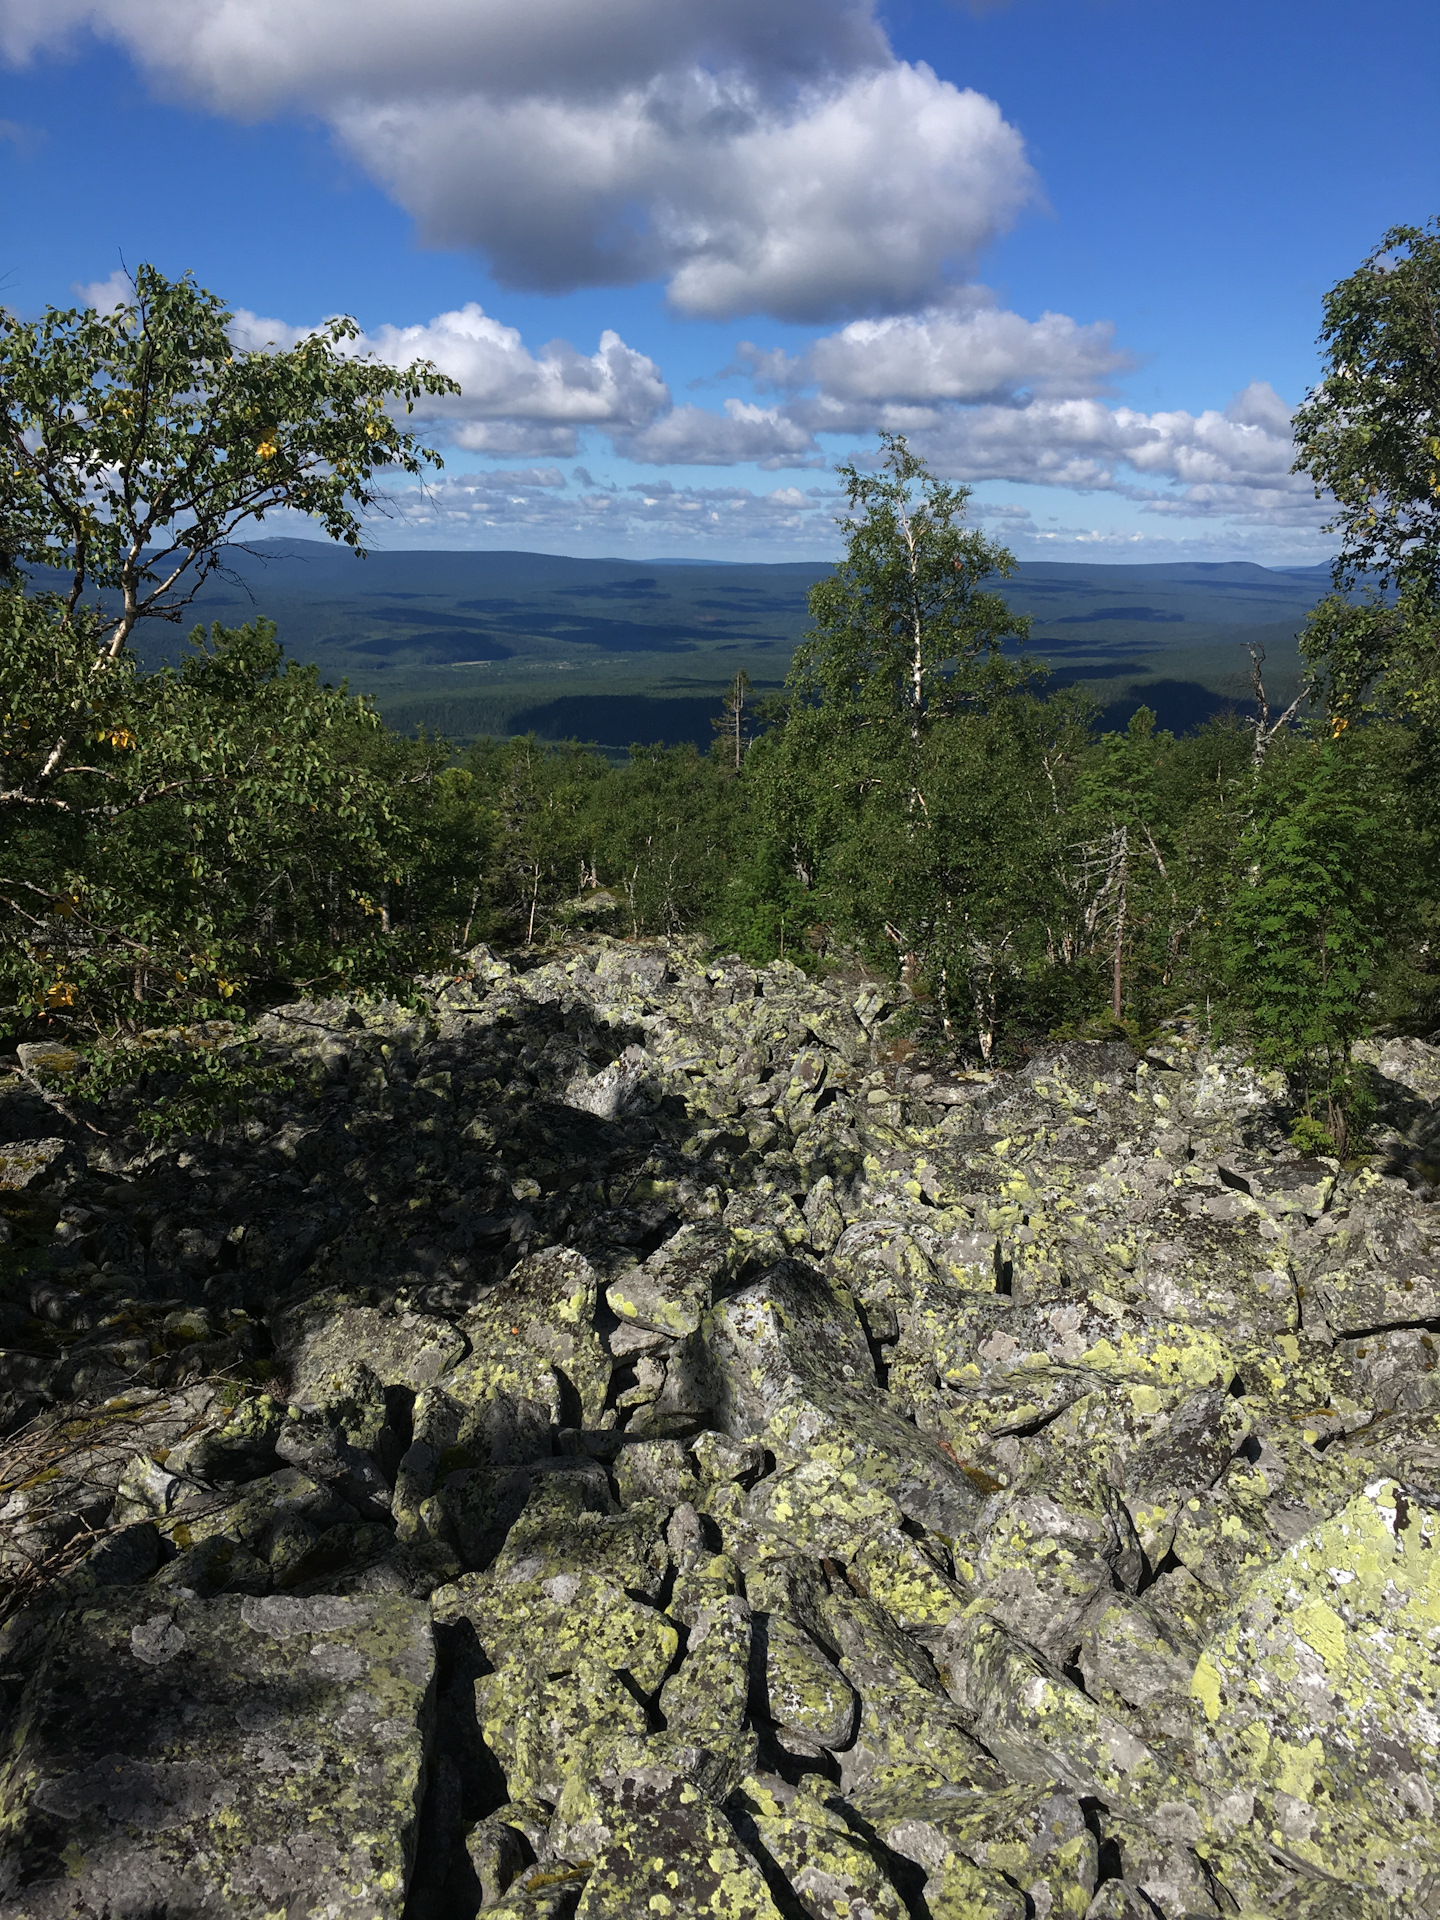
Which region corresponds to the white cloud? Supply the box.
[376,468,842,553]
[0,113,37,150]
[360,306,671,456]
[619,400,820,468]
[223,299,671,460]
[338,60,1033,320]
[0,0,886,115]
[74,269,135,312]
[68,267,1319,551]
[753,298,1131,405]
[900,380,1321,524]
[454,465,567,490]
[227,306,310,350]
[2,0,1036,321]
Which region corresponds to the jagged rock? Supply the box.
[705,1258,983,1548]
[757,1613,857,1750]
[607,1222,733,1340]
[851,1777,1100,1920]
[571,1766,780,1919]
[1300,1182,1440,1334]
[730,1774,907,1920]
[463,1806,531,1905]
[1191,1477,1440,1910]
[0,1141,68,1193]
[1094,1816,1226,1917]
[1082,1880,1164,1919]
[2,944,1438,1917]
[1077,1591,1198,1723]
[820,1589,1003,1795]
[843,1775,1036,1919]
[451,1245,612,1433]
[285,1301,467,1408]
[939,1611,1191,1826]
[613,1436,699,1508]
[564,1758,783,1912]
[659,1587,752,1744]
[486,1861,596,1916]
[475,1653,651,1803]
[564,1042,653,1119]
[974,1485,1142,1660]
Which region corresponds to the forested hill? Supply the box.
[110,541,1332,749]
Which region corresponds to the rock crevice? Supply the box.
[2,942,1438,1918]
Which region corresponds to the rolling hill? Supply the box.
[71,541,1334,752]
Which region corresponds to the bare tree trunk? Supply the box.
[526,866,540,946]
[1247,642,1304,767]
[460,887,480,950]
[1111,824,1128,1021]
[973,973,995,1063]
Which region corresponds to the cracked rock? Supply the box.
[1,949,1437,1918]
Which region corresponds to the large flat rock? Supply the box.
[0,1591,434,1920]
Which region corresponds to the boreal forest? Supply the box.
[2,226,1438,1157]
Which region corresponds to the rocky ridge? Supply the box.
[1,941,1438,1920]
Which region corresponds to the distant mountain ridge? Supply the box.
[29,540,1332,750]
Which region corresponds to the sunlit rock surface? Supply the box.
[1,940,1438,1916]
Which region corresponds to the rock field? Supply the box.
[1,941,1439,1920]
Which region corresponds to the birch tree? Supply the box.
[0,264,457,818]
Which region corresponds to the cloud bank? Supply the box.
[3,0,1036,321]
[333,464,1330,567]
[68,266,1321,549]
[382,468,836,553]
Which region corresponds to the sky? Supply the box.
[1,0,1436,564]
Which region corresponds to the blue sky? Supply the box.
[2,0,1436,562]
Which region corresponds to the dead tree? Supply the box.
[711,670,754,772]
[1247,642,1304,767]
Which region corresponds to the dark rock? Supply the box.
[0,1589,433,1918]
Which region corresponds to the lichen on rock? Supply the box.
[1,944,1437,1916]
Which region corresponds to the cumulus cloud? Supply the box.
[224,291,1315,540]
[224,300,670,460]
[614,299,1308,535]
[66,264,1317,549]
[619,400,820,468]
[74,269,140,312]
[320,60,1035,319]
[359,305,671,456]
[750,298,1131,406]
[900,380,1322,525]
[0,0,1036,320]
[227,306,310,350]
[0,0,886,114]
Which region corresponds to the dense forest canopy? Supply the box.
[2,236,1438,1154]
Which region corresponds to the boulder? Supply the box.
[0,1590,433,1919]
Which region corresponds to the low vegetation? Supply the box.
[3,228,1438,1157]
